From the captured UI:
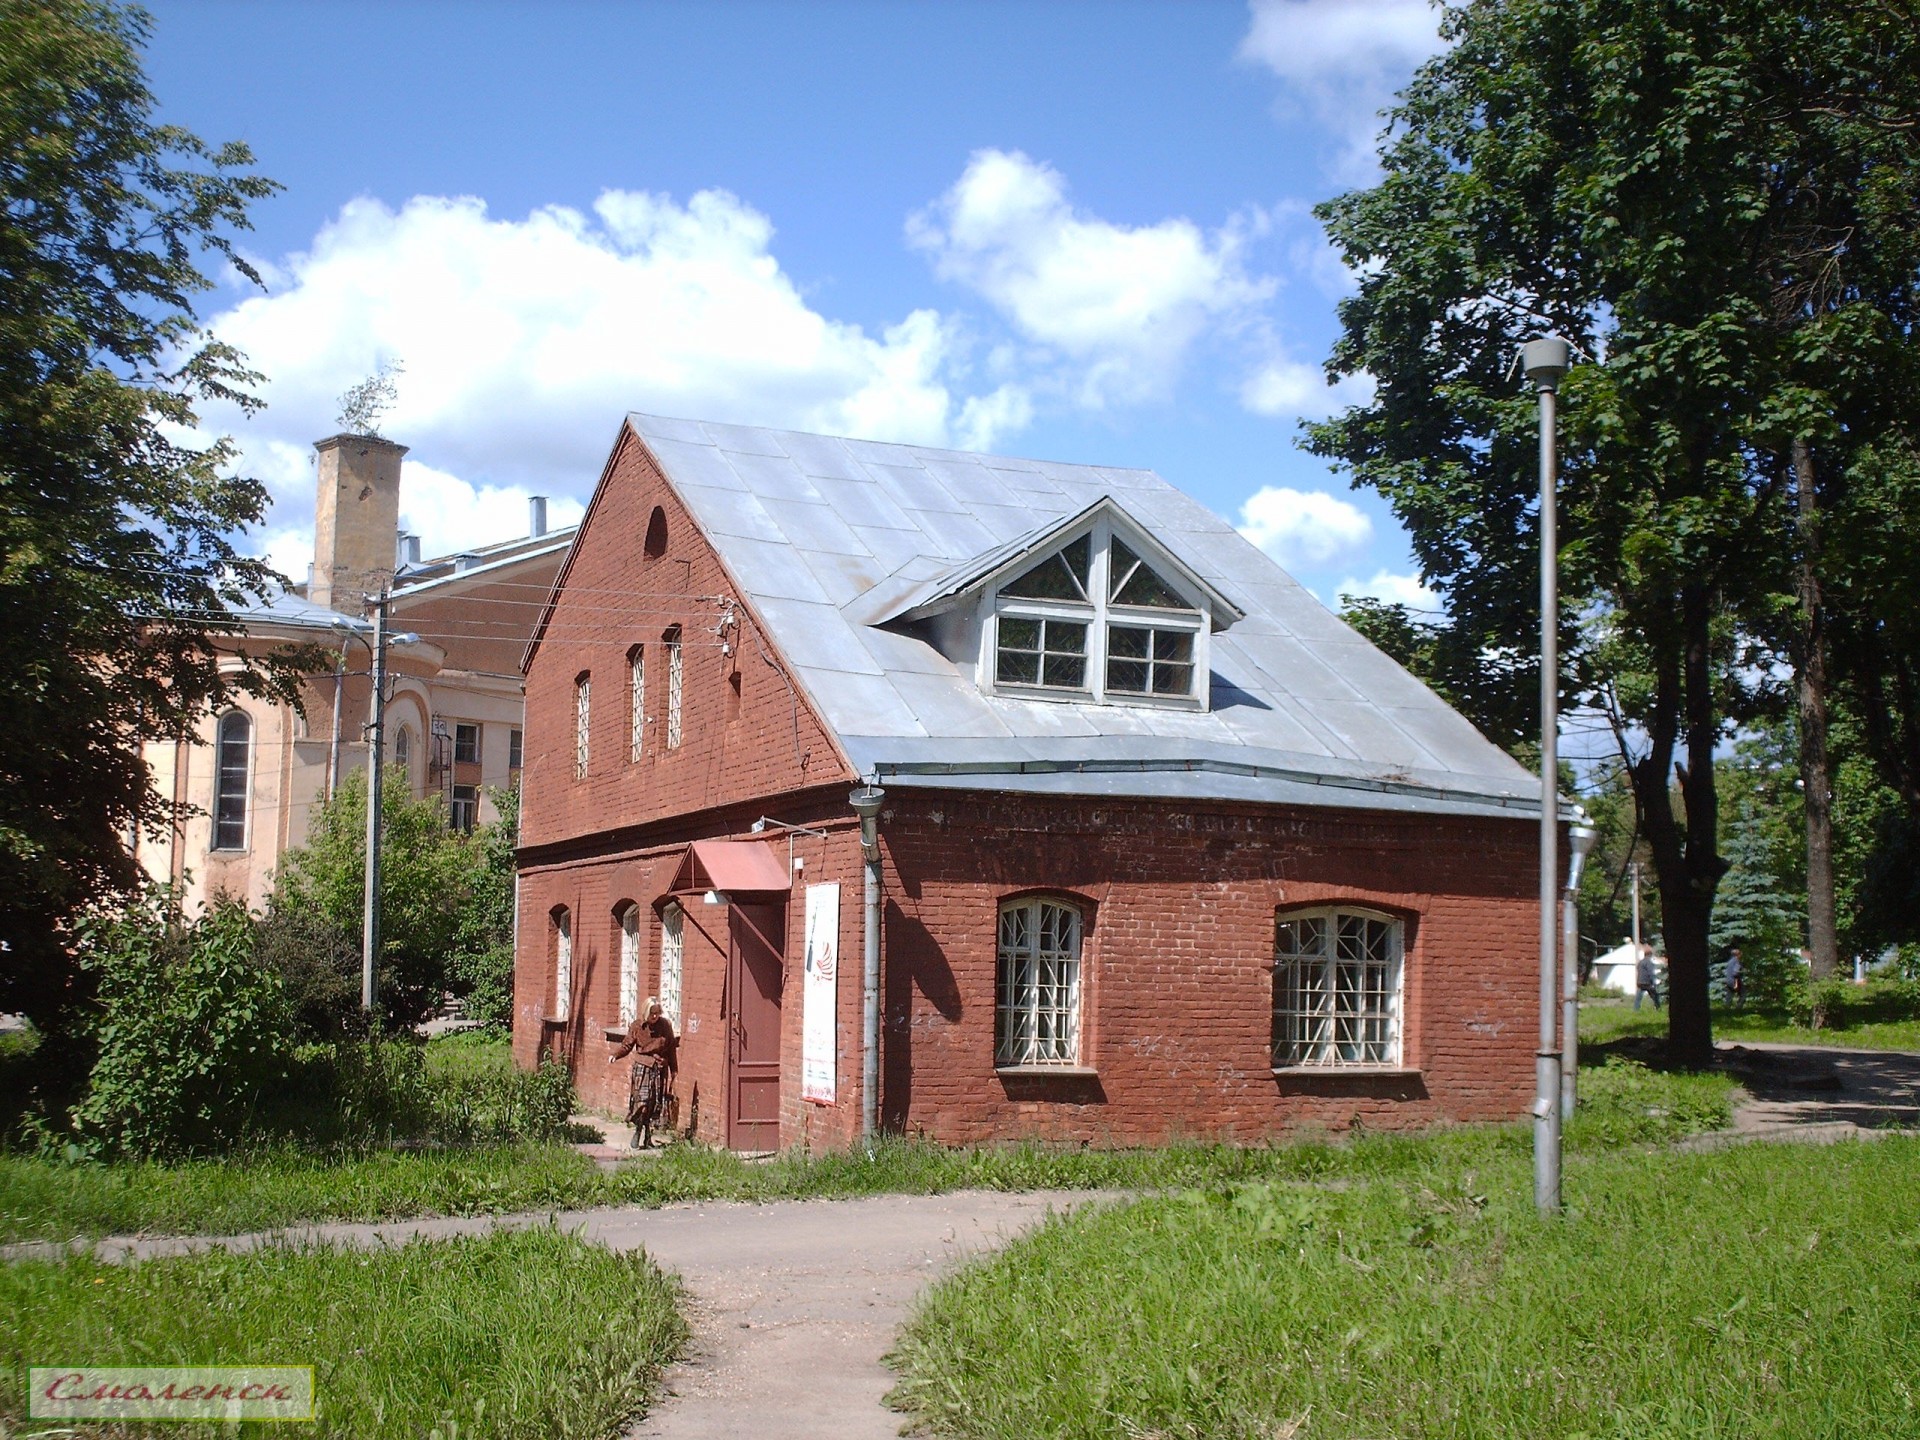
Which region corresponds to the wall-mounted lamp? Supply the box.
[703,890,729,907]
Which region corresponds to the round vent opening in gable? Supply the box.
[644,506,669,559]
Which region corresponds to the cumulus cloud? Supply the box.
[200,188,1025,568]
[1237,485,1373,568]
[908,149,1274,407]
[1238,0,1449,180]
[1239,356,1375,420]
[1337,568,1442,613]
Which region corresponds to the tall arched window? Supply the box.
[996,896,1083,1067]
[664,627,683,749]
[1271,908,1404,1069]
[393,724,414,791]
[628,644,646,763]
[573,672,591,779]
[658,901,684,1028]
[212,710,251,851]
[551,908,573,1021]
[617,904,641,1028]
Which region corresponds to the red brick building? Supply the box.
[515,415,1549,1151]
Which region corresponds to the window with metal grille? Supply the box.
[450,784,478,834]
[617,904,640,1028]
[664,627,683,749]
[628,644,646,762]
[574,673,590,779]
[995,897,1083,1067]
[658,902,684,1027]
[1271,909,1403,1068]
[990,521,1204,706]
[551,908,572,1021]
[453,722,480,764]
[212,710,250,850]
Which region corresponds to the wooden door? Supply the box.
[726,900,785,1150]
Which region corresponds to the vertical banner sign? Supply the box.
[801,883,840,1104]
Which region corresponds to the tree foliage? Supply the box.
[1309,0,1920,1065]
[0,0,282,1033]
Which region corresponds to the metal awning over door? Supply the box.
[668,839,792,897]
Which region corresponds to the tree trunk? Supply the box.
[1628,585,1725,1069]
[1792,437,1839,1017]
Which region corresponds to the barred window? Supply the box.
[996,897,1082,1067]
[658,901,684,1028]
[551,908,572,1022]
[628,644,646,763]
[1272,909,1403,1069]
[664,626,683,749]
[212,710,251,850]
[574,672,591,779]
[617,904,641,1028]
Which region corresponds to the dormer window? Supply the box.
[988,517,1207,708]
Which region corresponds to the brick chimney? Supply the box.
[311,433,408,612]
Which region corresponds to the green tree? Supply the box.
[1708,802,1804,1007]
[449,784,518,1032]
[1309,0,1920,1066]
[0,0,281,1042]
[272,771,479,1032]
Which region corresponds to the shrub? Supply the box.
[70,895,292,1158]
[252,902,363,1043]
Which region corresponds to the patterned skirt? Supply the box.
[627,1060,669,1128]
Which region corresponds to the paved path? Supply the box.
[1719,1040,1920,1139]
[2,1189,1116,1440]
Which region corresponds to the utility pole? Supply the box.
[361,587,390,1018]
[1523,335,1571,1216]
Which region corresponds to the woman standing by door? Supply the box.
[610,996,678,1148]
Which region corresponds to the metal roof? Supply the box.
[628,413,1543,820]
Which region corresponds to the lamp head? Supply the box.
[702,889,728,907]
[1521,336,1572,391]
[750,818,769,833]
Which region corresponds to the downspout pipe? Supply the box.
[1561,814,1600,1120]
[849,783,886,1146]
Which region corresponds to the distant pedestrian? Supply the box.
[1724,948,1744,1007]
[1634,943,1662,1011]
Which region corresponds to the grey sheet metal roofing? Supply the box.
[627,413,1543,821]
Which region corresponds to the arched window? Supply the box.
[995,896,1083,1067]
[212,710,251,850]
[551,907,573,1021]
[393,724,414,789]
[628,644,646,763]
[617,904,641,1028]
[658,901,684,1028]
[663,626,683,749]
[1271,908,1404,1069]
[573,672,591,779]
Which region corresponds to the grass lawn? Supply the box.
[0,1058,1738,1243]
[887,1137,1920,1440]
[1581,996,1920,1051]
[1,1225,684,1438]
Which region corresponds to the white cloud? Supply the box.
[908,149,1273,407]
[1239,357,1375,420]
[1337,568,1442,613]
[201,189,1029,568]
[1237,485,1373,568]
[1238,0,1449,180]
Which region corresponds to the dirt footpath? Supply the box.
[1718,1040,1920,1139]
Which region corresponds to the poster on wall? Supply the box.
[801,882,840,1105]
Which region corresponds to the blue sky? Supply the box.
[144,1,1450,608]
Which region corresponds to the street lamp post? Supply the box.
[356,587,419,1023]
[1523,335,1571,1216]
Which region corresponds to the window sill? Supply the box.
[1271,1065,1420,1078]
[995,1064,1099,1078]
[540,1014,570,1028]
[603,1025,634,1042]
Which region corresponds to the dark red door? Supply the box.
[727,901,785,1151]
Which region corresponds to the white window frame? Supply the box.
[449,783,479,834]
[453,721,481,765]
[995,896,1084,1068]
[618,905,641,1028]
[1271,907,1405,1070]
[628,644,646,763]
[574,674,591,780]
[980,514,1210,710]
[211,709,252,852]
[658,901,684,1028]
[552,908,572,1022]
[665,628,683,749]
